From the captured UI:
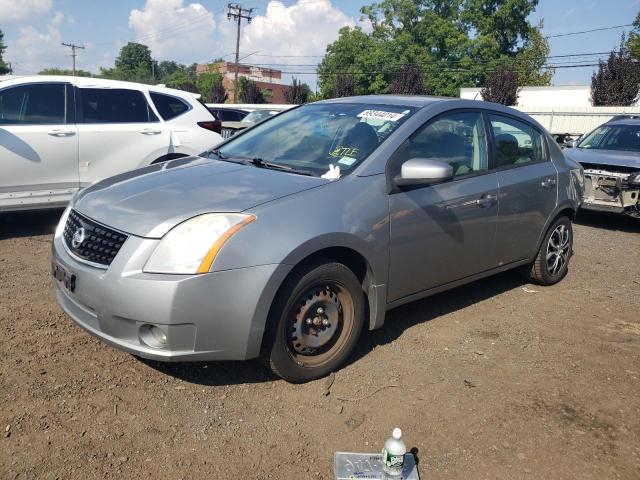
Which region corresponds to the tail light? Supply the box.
[198,120,222,134]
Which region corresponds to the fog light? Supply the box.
[139,324,168,349]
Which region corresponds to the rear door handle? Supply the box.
[541,177,557,189]
[46,129,76,137]
[139,129,162,135]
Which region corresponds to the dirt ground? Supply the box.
[1,209,639,480]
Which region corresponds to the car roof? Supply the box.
[316,94,450,108]
[605,117,640,126]
[0,75,200,100]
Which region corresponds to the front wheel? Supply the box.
[262,261,365,383]
[526,215,573,285]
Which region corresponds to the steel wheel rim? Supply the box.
[287,283,354,367]
[546,224,570,276]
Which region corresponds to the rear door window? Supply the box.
[79,88,158,123]
[150,92,190,120]
[0,83,68,125]
[489,114,542,168]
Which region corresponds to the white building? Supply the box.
[460,85,640,136]
[460,85,600,107]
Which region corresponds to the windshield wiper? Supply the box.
[249,157,317,177]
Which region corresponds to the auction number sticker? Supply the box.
[357,110,405,122]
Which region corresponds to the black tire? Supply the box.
[262,261,365,383]
[526,215,573,285]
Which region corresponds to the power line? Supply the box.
[547,23,633,38]
[61,42,85,76]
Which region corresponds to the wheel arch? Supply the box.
[532,203,576,260]
[254,238,386,358]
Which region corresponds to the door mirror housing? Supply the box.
[395,158,454,187]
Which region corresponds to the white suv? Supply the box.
[0,76,223,211]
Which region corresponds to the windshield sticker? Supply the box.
[321,164,341,180]
[357,109,406,122]
[329,146,359,158]
[337,156,357,166]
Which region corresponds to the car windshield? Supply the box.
[215,103,416,176]
[578,124,640,152]
[243,110,277,124]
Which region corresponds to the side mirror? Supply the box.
[395,158,454,187]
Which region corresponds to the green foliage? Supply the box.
[39,68,93,77]
[481,67,519,105]
[238,77,266,104]
[284,78,312,104]
[100,42,154,83]
[591,37,640,106]
[0,30,10,75]
[513,22,552,86]
[390,64,425,95]
[196,64,227,103]
[627,11,640,60]
[319,0,547,98]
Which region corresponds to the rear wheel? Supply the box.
[526,215,573,285]
[262,261,365,383]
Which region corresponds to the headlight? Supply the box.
[144,213,255,274]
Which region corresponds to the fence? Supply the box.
[513,105,640,137]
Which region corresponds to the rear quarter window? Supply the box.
[150,92,190,120]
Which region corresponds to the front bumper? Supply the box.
[52,231,289,362]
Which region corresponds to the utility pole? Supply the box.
[61,42,85,76]
[227,3,253,103]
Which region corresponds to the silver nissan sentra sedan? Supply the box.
[52,96,584,383]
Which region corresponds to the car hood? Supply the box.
[564,147,640,169]
[74,156,328,238]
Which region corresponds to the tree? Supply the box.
[0,30,10,75]
[100,42,153,83]
[389,64,425,95]
[238,77,266,103]
[196,65,227,103]
[284,78,312,104]
[481,68,519,105]
[333,74,356,98]
[319,0,546,98]
[513,22,552,86]
[627,11,640,60]
[591,38,640,106]
[39,67,93,77]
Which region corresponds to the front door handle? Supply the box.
[541,177,557,189]
[46,129,76,137]
[446,194,497,210]
[139,129,162,135]
[476,194,497,208]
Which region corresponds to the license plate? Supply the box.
[53,263,76,293]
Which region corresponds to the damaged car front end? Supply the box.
[565,118,640,218]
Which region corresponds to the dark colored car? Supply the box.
[564,116,640,217]
[207,107,249,122]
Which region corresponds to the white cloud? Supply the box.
[128,0,216,62]
[239,1,354,62]
[0,0,52,22]
[4,13,69,74]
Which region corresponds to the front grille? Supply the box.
[63,210,128,267]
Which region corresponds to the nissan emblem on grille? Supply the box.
[63,209,129,267]
[71,227,86,248]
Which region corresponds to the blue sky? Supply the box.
[1,0,639,87]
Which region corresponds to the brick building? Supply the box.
[196,62,288,104]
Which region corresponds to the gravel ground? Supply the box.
[1,209,639,480]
